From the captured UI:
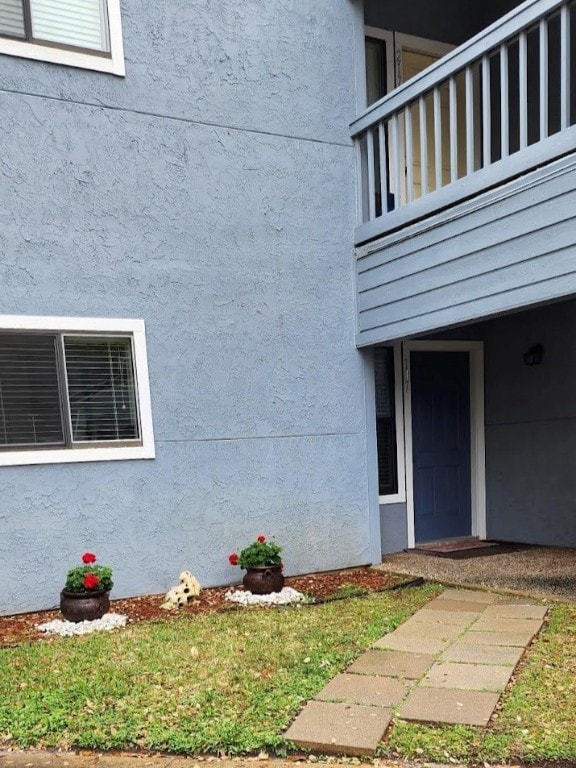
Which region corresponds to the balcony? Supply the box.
[352,0,576,246]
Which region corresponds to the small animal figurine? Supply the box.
[160,571,201,610]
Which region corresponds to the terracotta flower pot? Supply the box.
[242,565,284,595]
[60,589,110,622]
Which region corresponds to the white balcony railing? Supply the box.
[352,0,576,244]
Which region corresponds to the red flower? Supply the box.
[228,553,239,566]
[257,535,266,543]
[82,552,97,564]
[83,573,101,590]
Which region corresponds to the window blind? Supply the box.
[0,334,65,447]
[0,0,25,38]
[64,337,139,443]
[30,0,108,51]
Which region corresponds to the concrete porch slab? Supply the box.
[315,673,410,707]
[441,640,524,666]
[348,649,435,678]
[421,661,513,691]
[398,687,500,726]
[284,700,392,756]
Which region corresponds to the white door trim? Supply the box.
[403,340,486,548]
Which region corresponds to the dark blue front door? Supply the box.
[411,350,471,543]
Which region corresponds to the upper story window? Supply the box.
[0,0,125,75]
[0,316,154,466]
[365,36,388,106]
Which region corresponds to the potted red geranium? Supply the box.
[228,535,284,595]
[60,552,114,622]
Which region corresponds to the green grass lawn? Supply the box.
[1,584,576,763]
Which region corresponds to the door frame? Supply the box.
[403,340,486,548]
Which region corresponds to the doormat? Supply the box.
[412,540,520,559]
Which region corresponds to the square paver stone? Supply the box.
[383,620,464,642]
[461,630,536,647]
[398,687,500,726]
[284,700,392,756]
[409,609,480,627]
[348,649,435,679]
[471,617,543,634]
[373,633,451,655]
[421,661,513,691]
[441,641,524,666]
[482,604,548,620]
[315,673,410,707]
[421,599,484,614]
[436,589,498,604]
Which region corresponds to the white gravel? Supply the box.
[37,613,128,637]
[225,587,307,606]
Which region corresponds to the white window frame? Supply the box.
[364,26,396,105]
[377,342,406,505]
[0,0,125,75]
[0,315,154,466]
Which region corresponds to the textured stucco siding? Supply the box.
[0,0,370,614]
[0,1,354,146]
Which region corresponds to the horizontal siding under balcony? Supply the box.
[355,152,576,346]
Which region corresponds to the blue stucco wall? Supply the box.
[0,0,373,614]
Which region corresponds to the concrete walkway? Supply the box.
[285,588,547,756]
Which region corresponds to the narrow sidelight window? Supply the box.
[374,347,398,496]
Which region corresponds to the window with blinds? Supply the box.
[0,334,64,447]
[0,0,110,54]
[0,332,140,450]
[64,337,139,443]
[374,347,398,496]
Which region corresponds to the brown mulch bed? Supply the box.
[0,568,419,648]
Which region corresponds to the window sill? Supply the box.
[0,444,155,467]
[379,493,406,505]
[0,37,125,74]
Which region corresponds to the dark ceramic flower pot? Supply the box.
[242,565,284,595]
[60,589,110,622]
